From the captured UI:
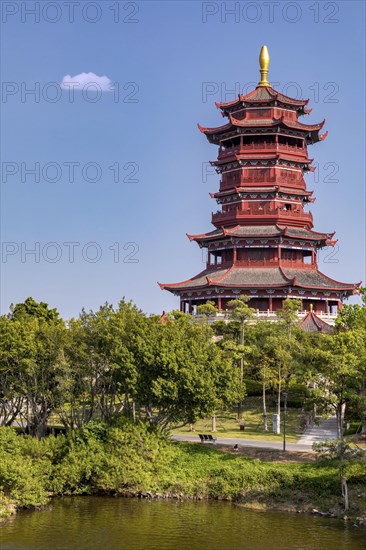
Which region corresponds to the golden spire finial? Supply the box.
[258,45,270,87]
[310,303,313,312]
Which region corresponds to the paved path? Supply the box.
[172,434,314,453]
[173,418,338,453]
[298,416,338,446]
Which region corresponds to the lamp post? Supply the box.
[283,389,288,451]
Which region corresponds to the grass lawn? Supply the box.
[172,397,304,442]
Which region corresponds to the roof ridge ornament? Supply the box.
[258,45,270,88]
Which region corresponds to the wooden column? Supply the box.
[218,296,222,311]
[269,296,273,312]
[233,246,237,264]
[189,300,192,314]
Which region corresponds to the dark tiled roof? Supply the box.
[160,268,227,290]
[217,87,308,108]
[277,226,330,239]
[192,225,329,242]
[283,268,355,289]
[299,311,334,333]
[162,267,289,291]
[200,116,324,137]
[161,266,355,292]
[228,225,281,236]
[213,267,288,287]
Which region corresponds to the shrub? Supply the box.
[244,379,262,396]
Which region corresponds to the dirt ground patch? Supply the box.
[213,443,316,463]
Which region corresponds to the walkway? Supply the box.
[172,434,313,453]
[297,416,338,446]
[172,417,338,453]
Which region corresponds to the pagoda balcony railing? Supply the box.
[221,259,313,268]
[241,176,304,185]
[218,143,306,158]
[192,311,337,325]
[220,176,305,190]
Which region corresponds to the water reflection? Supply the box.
[1,497,364,550]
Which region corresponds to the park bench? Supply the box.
[198,433,217,444]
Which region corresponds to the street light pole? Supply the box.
[283,390,288,451]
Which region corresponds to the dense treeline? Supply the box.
[0,294,365,439]
[0,294,365,517]
[0,298,242,438]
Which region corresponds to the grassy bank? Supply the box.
[172,399,303,442]
[0,423,365,521]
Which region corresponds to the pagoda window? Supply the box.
[284,203,292,211]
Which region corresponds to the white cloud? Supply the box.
[60,72,114,92]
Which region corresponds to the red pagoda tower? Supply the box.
[159,47,360,318]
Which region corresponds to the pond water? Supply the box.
[1,497,365,550]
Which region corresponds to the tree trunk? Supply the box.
[341,468,349,512]
[262,380,268,431]
[336,402,346,443]
[361,379,366,434]
[212,415,216,432]
[277,377,281,417]
[237,322,245,420]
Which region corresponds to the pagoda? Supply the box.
[159,47,360,317]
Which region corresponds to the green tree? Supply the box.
[10,296,60,323]
[0,316,30,426]
[273,298,302,425]
[250,321,279,431]
[135,315,242,428]
[62,300,143,427]
[1,299,67,438]
[335,287,366,331]
[227,295,255,419]
[306,329,366,511]
[0,317,66,438]
[335,289,366,434]
[196,300,218,319]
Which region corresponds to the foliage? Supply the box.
[135,314,243,426]
[0,305,67,437]
[1,426,365,517]
[335,287,366,331]
[1,295,366,458]
[0,298,241,433]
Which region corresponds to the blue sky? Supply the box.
[1,0,365,318]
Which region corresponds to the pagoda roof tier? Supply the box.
[211,186,314,199]
[186,224,334,245]
[230,114,325,133]
[215,86,310,112]
[213,157,315,174]
[298,310,334,333]
[198,117,327,144]
[212,153,314,167]
[158,266,359,294]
